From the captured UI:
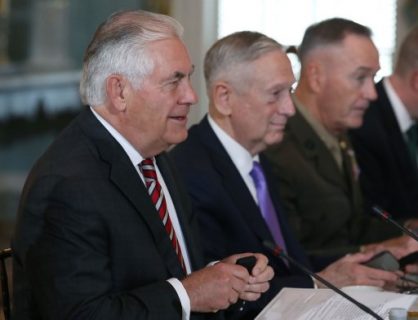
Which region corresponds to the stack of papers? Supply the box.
[255,287,418,320]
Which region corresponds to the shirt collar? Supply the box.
[90,107,145,166]
[207,115,259,176]
[292,95,340,151]
[383,77,415,133]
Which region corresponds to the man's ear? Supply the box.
[106,75,129,111]
[212,82,233,116]
[410,69,418,92]
[306,62,323,93]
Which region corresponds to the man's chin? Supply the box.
[166,130,188,146]
[265,134,284,148]
[348,118,364,129]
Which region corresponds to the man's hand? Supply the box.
[223,253,274,301]
[361,235,418,259]
[182,253,274,313]
[182,259,248,312]
[405,264,418,274]
[316,251,400,289]
[404,219,418,231]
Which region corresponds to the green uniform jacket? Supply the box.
[265,110,401,257]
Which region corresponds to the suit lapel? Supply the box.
[157,154,202,272]
[376,81,416,175]
[78,109,185,278]
[196,118,277,245]
[289,111,347,191]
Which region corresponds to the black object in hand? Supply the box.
[236,256,256,274]
[228,256,257,315]
[399,251,418,269]
[362,250,418,271]
[362,250,399,271]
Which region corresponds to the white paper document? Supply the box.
[255,288,417,320]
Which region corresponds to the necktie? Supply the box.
[406,124,418,166]
[250,161,287,253]
[140,158,186,272]
[339,137,360,182]
[339,137,362,210]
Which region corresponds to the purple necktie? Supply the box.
[250,161,287,253]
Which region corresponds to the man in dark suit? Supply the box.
[12,11,273,320]
[171,31,400,319]
[264,18,418,259]
[350,26,418,221]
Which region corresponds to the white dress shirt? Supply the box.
[208,115,260,203]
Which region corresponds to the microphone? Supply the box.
[372,206,418,242]
[262,240,383,320]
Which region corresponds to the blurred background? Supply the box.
[0,0,171,254]
[0,0,417,317]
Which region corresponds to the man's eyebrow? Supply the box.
[355,66,379,73]
[164,65,195,82]
[160,66,195,87]
[268,80,296,92]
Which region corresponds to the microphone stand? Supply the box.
[263,241,383,320]
[372,206,418,242]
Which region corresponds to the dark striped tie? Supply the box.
[140,158,186,272]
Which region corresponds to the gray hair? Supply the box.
[394,25,418,76]
[80,10,184,106]
[298,18,372,62]
[204,31,284,93]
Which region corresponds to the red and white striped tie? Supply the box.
[140,158,186,272]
